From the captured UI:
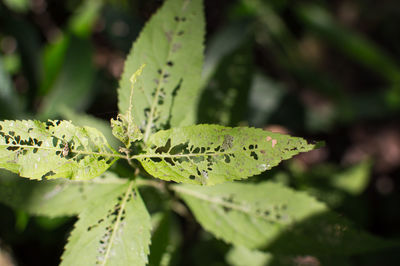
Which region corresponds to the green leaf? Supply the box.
[111,65,145,148]
[226,246,272,266]
[61,181,152,266]
[59,106,120,150]
[226,246,352,266]
[0,171,126,217]
[173,182,395,255]
[0,120,119,180]
[148,212,171,266]
[247,73,286,127]
[0,55,23,118]
[137,125,321,185]
[330,160,372,195]
[2,0,30,13]
[198,41,253,126]
[68,0,103,37]
[118,0,205,141]
[39,36,94,118]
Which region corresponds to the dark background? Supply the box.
[0,0,400,265]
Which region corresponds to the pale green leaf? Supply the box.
[226,246,352,266]
[137,125,321,185]
[111,65,145,148]
[111,114,143,148]
[226,246,272,266]
[59,106,120,150]
[118,0,205,141]
[61,181,152,266]
[0,171,126,217]
[2,0,30,13]
[330,159,371,195]
[173,182,395,255]
[0,120,120,180]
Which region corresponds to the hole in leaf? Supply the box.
[155,139,171,154]
[250,151,258,160]
[164,157,175,166]
[170,141,189,155]
[224,155,230,163]
[150,157,162,163]
[42,171,56,179]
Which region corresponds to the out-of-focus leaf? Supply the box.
[0,8,41,97]
[331,160,372,195]
[39,36,95,118]
[295,4,400,107]
[0,56,22,118]
[0,171,126,217]
[39,35,70,96]
[39,0,102,97]
[226,246,272,266]
[293,160,372,209]
[2,0,30,13]
[149,212,179,266]
[198,42,253,126]
[174,182,396,255]
[68,0,103,37]
[202,21,251,83]
[226,246,352,266]
[61,181,152,266]
[247,73,286,127]
[2,53,20,74]
[295,4,400,84]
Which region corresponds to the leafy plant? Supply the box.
[0,0,396,265]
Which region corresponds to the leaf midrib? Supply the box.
[172,186,282,222]
[101,180,135,266]
[143,8,186,142]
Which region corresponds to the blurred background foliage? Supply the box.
[0,0,400,265]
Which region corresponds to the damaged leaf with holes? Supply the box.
[61,181,151,266]
[111,64,145,148]
[0,120,118,180]
[138,125,322,185]
[111,114,143,148]
[118,0,205,134]
[174,182,395,255]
